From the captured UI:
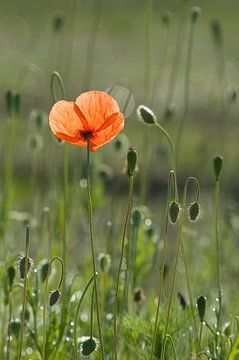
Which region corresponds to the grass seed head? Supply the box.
[18,255,34,280]
[127,149,138,176]
[7,266,16,288]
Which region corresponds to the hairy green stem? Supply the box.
[113,175,134,360]
[86,138,105,359]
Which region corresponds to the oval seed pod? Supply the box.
[53,11,64,32]
[177,292,187,310]
[7,266,16,288]
[137,105,156,125]
[98,253,111,273]
[197,295,206,322]
[80,337,98,356]
[49,289,61,307]
[211,19,223,48]
[188,201,200,222]
[127,149,137,176]
[213,155,223,181]
[169,201,181,224]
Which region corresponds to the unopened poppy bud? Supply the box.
[137,105,156,125]
[28,134,43,152]
[49,289,61,307]
[188,201,200,222]
[7,266,16,288]
[197,295,206,322]
[80,337,98,356]
[161,11,171,25]
[213,155,223,181]
[131,209,142,228]
[127,149,137,176]
[19,255,33,279]
[169,201,181,224]
[191,6,201,23]
[211,19,222,47]
[29,109,47,129]
[39,259,50,283]
[53,11,64,32]
[24,307,31,322]
[10,319,21,337]
[134,287,146,303]
[177,292,187,310]
[98,253,111,273]
[5,90,13,116]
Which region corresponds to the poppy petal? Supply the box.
[55,132,86,146]
[49,100,84,139]
[75,91,120,129]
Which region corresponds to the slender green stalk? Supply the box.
[155,122,176,171]
[42,257,64,360]
[62,142,68,293]
[150,170,176,359]
[161,177,200,360]
[113,174,134,360]
[175,17,197,164]
[197,321,204,355]
[86,138,105,359]
[90,286,95,339]
[73,274,95,359]
[17,225,30,360]
[144,0,152,104]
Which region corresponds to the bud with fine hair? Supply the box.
[169,201,181,224]
[98,253,111,273]
[131,208,142,228]
[79,336,99,357]
[188,201,200,222]
[49,289,61,307]
[137,105,156,125]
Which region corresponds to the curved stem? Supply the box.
[17,225,30,360]
[50,71,66,102]
[150,170,175,359]
[113,174,134,360]
[164,334,177,360]
[73,274,95,359]
[42,256,64,360]
[86,138,105,359]
[155,122,176,171]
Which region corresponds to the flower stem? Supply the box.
[86,138,105,359]
[17,225,30,360]
[113,174,134,360]
[74,274,95,359]
[42,256,64,360]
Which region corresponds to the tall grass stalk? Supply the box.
[86,137,105,359]
[113,172,135,360]
[161,177,200,360]
[42,256,64,360]
[150,170,176,359]
[17,225,30,360]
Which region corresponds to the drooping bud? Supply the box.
[137,105,156,125]
[191,6,201,23]
[169,201,181,224]
[188,201,200,222]
[28,134,43,152]
[10,319,21,337]
[127,149,137,176]
[79,337,99,357]
[5,90,13,116]
[49,289,61,307]
[213,155,223,181]
[197,295,206,322]
[53,11,64,32]
[134,288,146,303]
[161,10,171,26]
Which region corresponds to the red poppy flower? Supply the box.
[49,90,125,151]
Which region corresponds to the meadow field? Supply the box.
[1,0,239,359]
